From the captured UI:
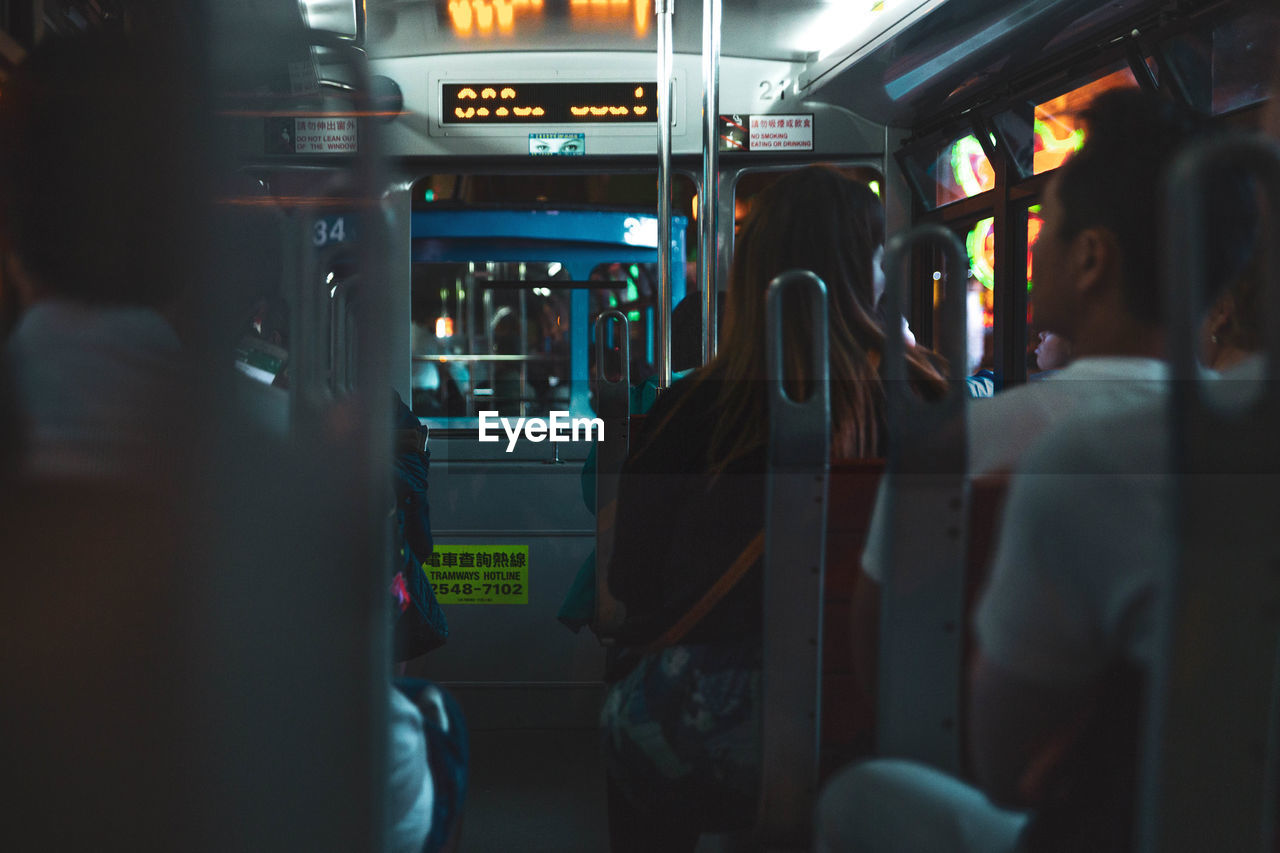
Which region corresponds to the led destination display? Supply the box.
[442,82,657,124]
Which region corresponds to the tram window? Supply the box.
[1025,204,1050,376]
[956,218,995,374]
[411,261,575,420]
[991,65,1141,180]
[900,131,995,211]
[731,165,884,232]
[409,258,675,422]
[1209,11,1280,114]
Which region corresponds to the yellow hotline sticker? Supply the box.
[423,545,529,605]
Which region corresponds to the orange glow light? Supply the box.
[450,0,534,37]
[449,0,473,34]
[562,0,649,37]
[496,0,515,32]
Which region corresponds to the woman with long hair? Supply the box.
[600,165,947,851]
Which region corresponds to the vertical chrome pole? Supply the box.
[699,0,721,365]
[656,0,675,387]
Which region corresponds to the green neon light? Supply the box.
[967,216,995,291]
[950,134,991,198]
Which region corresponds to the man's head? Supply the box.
[0,33,192,311]
[1031,90,1256,346]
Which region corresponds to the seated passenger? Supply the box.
[0,33,191,482]
[818,93,1263,853]
[600,166,948,851]
[388,392,469,852]
[1200,250,1266,373]
[852,89,1259,697]
[1028,329,1073,380]
[558,289,725,633]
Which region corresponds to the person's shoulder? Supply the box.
[1019,399,1169,478]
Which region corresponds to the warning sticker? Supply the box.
[529,132,585,156]
[422,545,529,605]
[748,114,813,151]
[265,117,358,155]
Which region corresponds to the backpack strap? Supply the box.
[644,530,765,655]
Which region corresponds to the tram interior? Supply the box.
[1,0,1278,851]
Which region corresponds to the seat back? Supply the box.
[592,310,630,638]
[875,225,971,775]
[820,458,885,774]
[757,270,832,847]
[1138,134,1280,853]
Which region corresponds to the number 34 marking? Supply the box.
[313,216,347,247]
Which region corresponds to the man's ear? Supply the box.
[1205,292,1236,341]
[1069,227,1121,299]
[2,251,39,308]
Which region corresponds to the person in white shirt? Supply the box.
[0,34,189,483]
[821,88,1264,853]
[852,90,1210,693]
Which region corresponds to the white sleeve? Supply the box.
[974,445,1111,688]
[387,688,435,853]
[859,478,890,584]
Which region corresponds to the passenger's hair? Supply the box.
[0,33,190,307]
[666,165,947,465]
[1054,90,1257,327]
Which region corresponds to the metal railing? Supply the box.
[1138,133,1280,853]
[757,269,831,846]
[876,224,971,775]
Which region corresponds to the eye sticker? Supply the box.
[528,133,585,156]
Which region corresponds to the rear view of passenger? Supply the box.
[0,33,193,483]
[600,165,948,851]
[817,90,1263,853]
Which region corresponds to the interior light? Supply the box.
[547,262,563,277]
[801,0,910,63]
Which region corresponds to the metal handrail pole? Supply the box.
[699,0,722,364]
[656,0,675,387]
